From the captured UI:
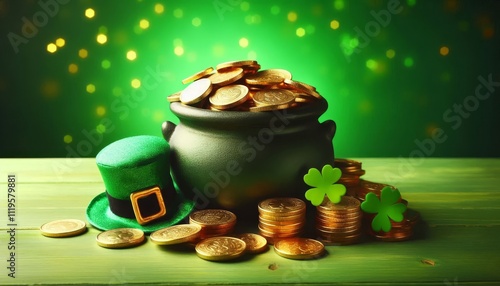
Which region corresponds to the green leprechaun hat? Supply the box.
[86,135,194,233]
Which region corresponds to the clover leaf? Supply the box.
[361,186,407,232]
[303,164,346,206]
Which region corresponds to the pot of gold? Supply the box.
[162,61,336,217]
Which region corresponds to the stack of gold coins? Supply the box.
[315,196,363,245]
[167,60,323,112]
[258,197,306,244]
[334,158,366,197]
[367,208,420,242]
[189,209,237,239]
[355,179,389,201]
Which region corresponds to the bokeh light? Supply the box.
[296,27,306,37]
[96,106,106,116]
[239,37,249,48]
[78,49,88,58]
[55,38,65,47]
[63,135,73,144]
[131,79,141,89]
[3,0,499,159]
[139,19,150,29]
[192,17,202,27]
[386,49,396,59]
[101,59,111,69]
[86,84,96,94]
[330,20,340,30]
[46,43,57,53]
[440,46,450,56]
[96,34,107,44]
[68,63,78,74]
[85,8,95,19]
[126,50,137,61]
[154,3,164,14]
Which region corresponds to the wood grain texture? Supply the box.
[0,158,499,285]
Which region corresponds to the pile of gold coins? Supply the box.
[315,196,363,245]
[257,197,306,244]
[167,60,323,112]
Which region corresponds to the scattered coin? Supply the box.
[40,219,87,238]
[235,233,268,254]
[274,237,325,260]
[150,224,202,245]
[195,236,246,261]
[96,228,145,249]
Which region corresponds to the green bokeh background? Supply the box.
[1,0,499,158]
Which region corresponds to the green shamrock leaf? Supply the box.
[303,165,346,206]
[361,186,407,232]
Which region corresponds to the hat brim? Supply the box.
[86,190,195,234]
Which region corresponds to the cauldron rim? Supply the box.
[169,96,328,125]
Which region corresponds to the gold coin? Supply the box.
[189,209,237,227]
[283,79,321,99]
[274,238,325,260]
[315,217,362,228]
[40,219,87,238]
[258,197,306,216]
[209,84,249,110]
[182,67,214,84]
[96,228,145,249]
[259,215,305,225]
[259,220,305,231]
[208,67,244,87]
[180,78,213,105]
[235,233,268,254]
[258,226,301,238]
[316,224,361,234]
[252,89,295,107]
[245,69,292,86]
[216,60,259,71]
[167,91,181,102]
[334,158,362,168]
[195,236,246,261]
[317,196,361,212]
[150,224,202,245]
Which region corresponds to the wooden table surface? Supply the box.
[0,158,499,285]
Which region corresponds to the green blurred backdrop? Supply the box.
[1,0,499,158]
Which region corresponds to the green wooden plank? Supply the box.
[1,159,500,285]
[6,225,500,285]
[0,158,101,183]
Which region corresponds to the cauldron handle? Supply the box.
[161,121,177,142]
[321,119,336,141]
